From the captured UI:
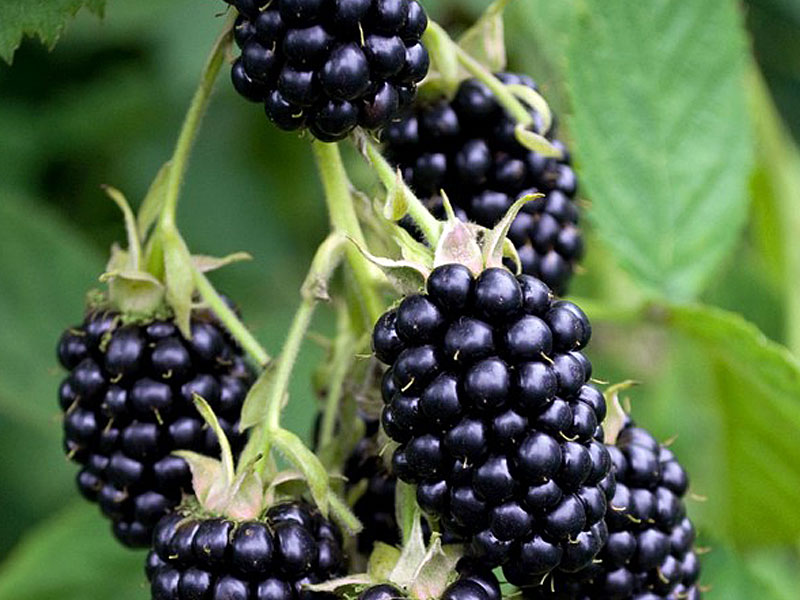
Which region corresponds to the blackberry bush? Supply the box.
[373,264,613,577]
[383,74,582,294]
[57,309,254,547]
[146,500,345,600]
[226,0,430,141]
[523,424,702,599]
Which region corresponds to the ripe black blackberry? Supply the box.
[382,74,582,295]
[357,559,501,600]
[226,0,430,141]
[520,425,702,599]
[372,264,613,577]
[57,309,254,547]
[146,500,345,600]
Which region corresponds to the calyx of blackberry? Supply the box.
[354,192,539,296]
[97,184,251,337]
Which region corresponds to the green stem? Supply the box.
[193,268,271,366]
[312,141,385,325]
[265,301,316,431]
[259,233,347,458]
[319,306,356,449]
[361,136,442,246]
[159,15,234,231]
[449,32,533,127]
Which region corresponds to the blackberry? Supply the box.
[146,500,345,600]
[383,74,582,294]
[372,264,613,575]
[357,559,501,600]
[520,425,702,599]
[57,309,254,547]
[226,0,430,141]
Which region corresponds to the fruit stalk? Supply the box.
[160,14,235,230]
[312,141,385,326]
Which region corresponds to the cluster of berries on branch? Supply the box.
[373,265,613,580]
[147,501,345,600]
[383,75,582,294]
[57,310,253,547]
[227,0,430,141]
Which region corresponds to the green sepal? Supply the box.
[603,381,639,445]
[368,543,402,582]
[349,237,428,295]
[433,195,483,275]
[137,161,172,239]
[483,194,541,269]
[239,363,278,432]
[193,252,252,274]
[507,84,553,133]
[421,22,461,96]
[515,124,563,158]
[409,537,463,600]
[389,512,428,588]
[161,227,195,339]
[457,0,511,74]
[270,428,330,516]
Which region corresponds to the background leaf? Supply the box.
[0,503,144,600]
[0,0,105,63]
[668,303,800,544]
[567,0,752,300]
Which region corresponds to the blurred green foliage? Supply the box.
[0,0,799,598]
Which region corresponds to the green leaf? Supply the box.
[668,303,800,544]
[0,503,143,600]
[0,195,102,552]
[0,0,105,64]
[567,0,752,300]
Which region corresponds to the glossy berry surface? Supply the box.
[522,425,702,599]
[383,74,582,294]
[356,559,501,600]
[146,501,344,600]
[57,309,254,547]
[373,265,612,574]
[226,0,429,141]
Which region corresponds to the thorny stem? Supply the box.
[159,14,235,231]
[312,141,385,326]
[361,136,442,246]
[193,268,271,366]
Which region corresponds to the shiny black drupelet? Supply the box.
[57,310,254,547]
[227,0,430,141]
[372,264,613,578]
[382,74,582,295]
[146,501,345,600]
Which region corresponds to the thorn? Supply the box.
[611,504,627,513]
[453,350,461,362]
[590,377,609,385]
[690,492,708,503]
[401,378,415,392]
[154,409,164,426]
[695,546,712,555]
[66,447,79,461]
[67,399,80,415]
[699,584,713,593]
[559,431,579,442]
[69,328,86,337]
[162,369,173,380]
[110,373,123,384]
[592,558,603,564]
[104,419,114,434]
[358,22,365,46]
[657,568,669,584]
[625,514,642,524]
[539,352,554,365]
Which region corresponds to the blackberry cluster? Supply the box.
[57,310,253,547]
[146,501,345,600]
[227,0,430,141]
[527,425,701,599]
[372,264,613,579]
[358,559,501,600]
[342,417,400,554]
[382,74,582,295]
